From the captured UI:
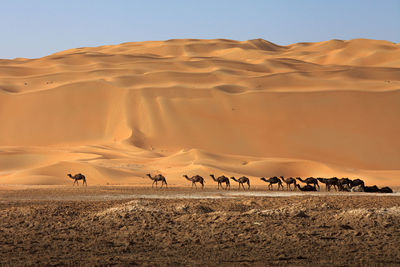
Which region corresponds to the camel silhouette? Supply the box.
[183,175,205,189]
[350,178,365,189]
[279,176,296,191]
[296,184,317,191]
[296,177,319,191]
[379,186,393,193]
[146,173,167,188]
[260,176,283,190]
[317,177,339,191]
[230,176,250,190]
[359,185,393,193]
[210,174,230,190]
[67,173,87,186]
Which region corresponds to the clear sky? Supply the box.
[1,0,399,59]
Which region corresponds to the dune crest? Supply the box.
[1,38,399,186]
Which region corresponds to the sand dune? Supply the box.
[0,38,399,186]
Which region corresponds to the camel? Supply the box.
[67,173,87,186]
[183,175,205,189]
[339,177,352,186]
[146,173,167,188]
[350,178,365,189]
[317,177,339,191]
[296,177,319,191]
[363,185,379,192]
[363,185,393,193]
[230,176,250,190]
[379,187,393,193]
[352,185,392,193]
[210,174,230,190]
[279,176,296,191]
[337,178,353,191]
[260,176,283,190]
[296,184,317,192]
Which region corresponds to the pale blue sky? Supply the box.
[1,0,399,59]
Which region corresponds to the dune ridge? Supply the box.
[1,38,399,186]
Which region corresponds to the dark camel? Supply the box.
[296,184,317,191]
[260,176,283,190]
[146,173,167,188]
[379,187,393,193]
[350,178,365,189]
[363,185,379,192]
[296,177,319,191]
[337,178,352,191]
[317,177,339,191]
[339,177,352,186]
[183,175,205,189]
[68,173,87,186]
[279,176,296,191]
[210,174,230,190]
[230,176,250,190]
[363,185,393,193]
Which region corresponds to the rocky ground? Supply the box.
[0,186,399,266]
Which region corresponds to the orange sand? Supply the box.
[0,38,399,186]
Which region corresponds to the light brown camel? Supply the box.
[260,176,283,190]
[279,176,296,191]
[230,176,250,190]
[210,174,230,190]
[296,177,319,191]
[146,173,167,188]
[67,173,87,186]
[183,175,205,189]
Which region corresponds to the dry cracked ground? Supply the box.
[0,187,399,266]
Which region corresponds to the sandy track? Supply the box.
[0,187,399,266]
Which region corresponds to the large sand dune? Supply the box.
[1,38,399,186]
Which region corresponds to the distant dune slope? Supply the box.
[0,38,399,186]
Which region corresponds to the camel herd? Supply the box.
[66,173,393,193]
[145,173,394,193]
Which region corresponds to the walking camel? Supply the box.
[338,178,352,191]
[67,173,87,186]
[210,174,230,190]
[296,177,319,191]
[279,176,296,191]
[183,175,205,189]
[260,176,284,190]
[230,176,250,190]
[146,173,167,188]
[317,177,339,191]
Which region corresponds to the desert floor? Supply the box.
[1,186,399,266]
